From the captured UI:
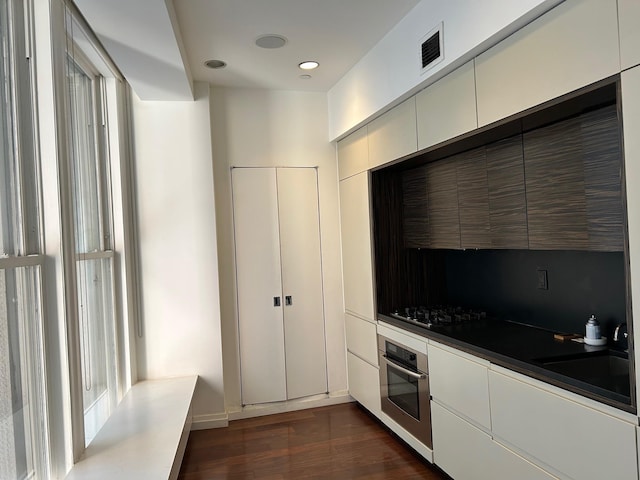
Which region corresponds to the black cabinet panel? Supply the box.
[427,160,460,249]
[486,136,529,249]
[457,147,491,249]
[524,105,623,251]
[582,105,624,251]
[402,166,429,248]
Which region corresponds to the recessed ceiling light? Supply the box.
[255,34,288,49]
[299,61,319,70]
[204,59,227,69]
[299,74,312,80]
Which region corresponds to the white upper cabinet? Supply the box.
[621,66,640,411]
[339,172,375,321]
[367,97,417,169]
[416,60,478,150]
[337,126,368,180]
[475,0,620,127]
[619,0,640,70]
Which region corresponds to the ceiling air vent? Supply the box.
[420,23,443,74]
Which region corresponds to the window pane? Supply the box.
[0,0,20,257]
[0,265,47,480]
[66,58,101,254]
[77,257,115,446]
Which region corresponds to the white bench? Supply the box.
[65,376,197,480]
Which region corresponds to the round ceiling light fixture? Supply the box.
[255,34,288,49]
[299,61,319,70]
[204,59,227,69]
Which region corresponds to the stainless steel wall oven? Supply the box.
[378,333,432,448]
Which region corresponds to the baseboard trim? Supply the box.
[191,412,229,430]
[190,392,353,430]
[228,391,353,421]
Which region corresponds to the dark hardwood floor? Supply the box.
[178,402,452,480]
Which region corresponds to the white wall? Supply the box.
[210,88,347,410]
[131,82,225,422]
[327,0,563,140]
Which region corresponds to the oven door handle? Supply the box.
[381,354,427,379]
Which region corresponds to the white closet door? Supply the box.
[277,168,328,399]
[232,168,287,405]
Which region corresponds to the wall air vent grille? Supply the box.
[420,23,444,74]
[422,32,440,68]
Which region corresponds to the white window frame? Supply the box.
[0,0,49,477]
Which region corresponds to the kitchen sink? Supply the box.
[533,350,629,386]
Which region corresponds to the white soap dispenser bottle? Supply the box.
[584,314,604,345]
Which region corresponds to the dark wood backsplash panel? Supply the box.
[524,114,590,250]
[486,135,529,249]
[372,170,403,314]
[582,105,624,251]
[373,170,447,314]
[456,146,491,249]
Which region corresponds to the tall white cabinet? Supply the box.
[231,167,328,405]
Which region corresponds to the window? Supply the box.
[0,0,48,478]
[64,21,118,447]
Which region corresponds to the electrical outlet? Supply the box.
[537,269,548,290]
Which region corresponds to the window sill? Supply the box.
[65,376,197,480]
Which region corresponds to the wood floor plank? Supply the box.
[178,402,451,479]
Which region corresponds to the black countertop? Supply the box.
[378,313,635,413]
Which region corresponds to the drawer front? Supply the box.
[345,313,377,365]
[489,370,637,480]
[428,342,491,429]
[347,351,380,415]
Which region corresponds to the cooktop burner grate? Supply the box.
[390,306,487,327]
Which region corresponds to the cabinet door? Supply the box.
[277,168,328,400]
[347,351,381,415]
[402,165,429,248]
[368,97,417,169]
[475,0,620,127]
[432,401,494,480]
[427,160,460,249]
[428,343,491,429]
[432,402,556,480]
[622,67,640,399]
[524,105,623,251]
[339,172,375,321]
[337,126,368,180]
[345,313,377,366]
[416,60,478,150]
[486,135,528,249]
[619,0,640,70]
[456,147,491,249]
[489,370,638,480]
[232,168,287,405]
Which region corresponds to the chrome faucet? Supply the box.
[613,323,629,351]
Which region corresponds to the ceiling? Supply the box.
[75,0,421,100]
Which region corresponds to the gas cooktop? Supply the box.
[390,306,487,328]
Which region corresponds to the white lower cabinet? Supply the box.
[346,351,380,415]
[345,313,377,366]
[489,370,638,480]
[432,402,557,480]
[428,342,491,429]
[432,401,494,480]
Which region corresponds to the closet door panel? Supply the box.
[232,168,287,405]
[277,168,328,399]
